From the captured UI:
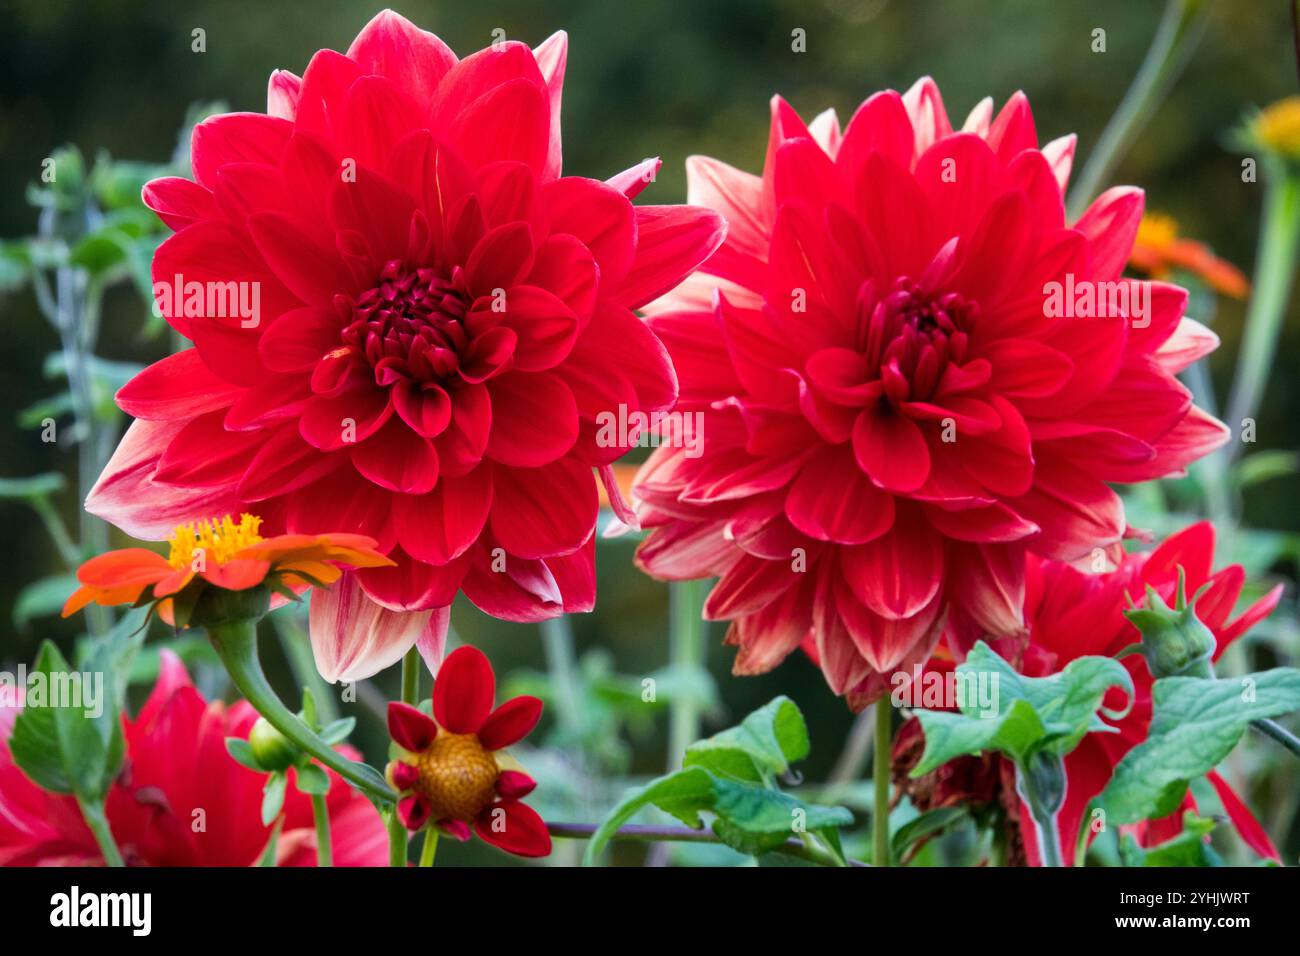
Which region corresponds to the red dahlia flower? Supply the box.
[90,10,725,681]
[633,79,1227,706]
[1014,521,1282,865]
[0,652,387,866]
[386,645,549,858]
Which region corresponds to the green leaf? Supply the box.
[891,806,969,864]
[1231,450,1299,491]
[583,767,715,864]
[911,642,1134,775]
[1119,813,1223,867]
[317,717,357,746]
[14,573,78,628]
[295,764,330,796]
[226,737,265,773]
[0,473,66,500]
[710,777,852,852]
[262,772,287,826]
[684,695,808,782]
[1103,668,1300,823]
[8,639,126,801]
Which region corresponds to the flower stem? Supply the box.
[1015,752,1068,867]
[1066,0,1208,220]
[547,821,867,867]
[668,579,707,767]
[539,616,582,733]
[207,619,395,803]
[418,829,440,867]
[1223,169,1300,460]
[311,794,333,867]
[1252,717,1300,760]
[388,646,422,868]
[78,797,124,867]
[873,701,893,866]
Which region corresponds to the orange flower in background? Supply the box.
[62,512,393,622]
[1129,212,1249,299]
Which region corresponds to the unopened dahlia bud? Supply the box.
[1123,570,1217,679]
[248,717,301,772]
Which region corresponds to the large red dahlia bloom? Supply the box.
[90,11,725,681]
[0,652,387,866]
[633,79,1227,706]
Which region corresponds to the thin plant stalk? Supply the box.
[873,701,892,866]
[540,616,582,732]
[667,579,707,768]
[1223,169,1300,460]
[1066,0,1208,220]
[78,797,124,867]
[388,645,422,867]
[311,794,333,867]
[547,821,866,868]
[419,830,440,867]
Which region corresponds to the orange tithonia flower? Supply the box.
[386,646,550,858]
[1129,212,1249,299]
[62,513,393,622]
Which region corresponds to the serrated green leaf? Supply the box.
[262,772,287,826]
[1103,668,1300,822]
[582,767,715,864]
[1119,813,1222,867]
[711,777,852,837]
[8,638,126,801]
[684,695,808,782]
[911,642,1134,775]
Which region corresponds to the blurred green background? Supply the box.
[1,0,1298,864]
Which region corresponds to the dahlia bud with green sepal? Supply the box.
[1123,567,1217,679]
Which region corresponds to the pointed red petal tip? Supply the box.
[478,695,544,751]
[389,760,420,791]
[432,645,496,734]
[439,819,472,842]
[474,800,552,858]
[397,794,432,831]
[387,701,437,752]
[495,770,537,800]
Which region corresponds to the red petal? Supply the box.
[117,349,242,421]
[484,372,578,467]
[433,645,495,735]
[613,205,726,310]
[397,794,431,831]
[395,469,493,565]
[478,697,543,751]
[1206,770,1280,861]
[495,769,538,800]
[388,701,437,752]
[351,417,441,495]
[852,404,931,493]
[785,444,895,545]
[488,457,596,560]
[474,800,551,858]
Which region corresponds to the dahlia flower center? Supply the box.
[864,278,978,402]
[342,259,472,384]
[413,731,501,821]
[167,513,263,569]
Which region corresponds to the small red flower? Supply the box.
[386,646,549,858]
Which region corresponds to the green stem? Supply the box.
[547,821,866,868]
[78,797,124,867]
[311,794,333,867]
[1031,808,1065,868]
[418,829,440,867]
[873,701,892,866]
[1016,753,1067,867]
[667,579,707,768]
[388,646,422,868]
[539,616,582,733]
[1223,169,1300,460]
[207,618,395,803]
[1251,717,1300,760]
[1066,0,1208,220]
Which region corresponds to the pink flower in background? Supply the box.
[0,652,387,866]
[90,10,725,681]
[634,79,1228,707]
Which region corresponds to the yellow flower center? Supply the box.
[1254,97,1300,159]
[167,513,264,570]
[414,732,501,822]
[1136,212,1179,250]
